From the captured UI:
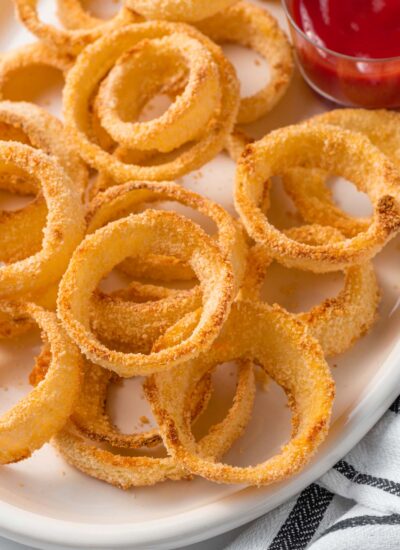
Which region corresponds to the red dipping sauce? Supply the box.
[283,0,400,108]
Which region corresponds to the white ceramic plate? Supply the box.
[0,1,400,549]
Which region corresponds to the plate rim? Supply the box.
[0,339,399,550]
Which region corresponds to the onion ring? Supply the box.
[72,361,212,449]
[196,1,294,124]
[95,34,221,153]
[235,124,400,273]
[0,141,85,298]
[146,299,334,486]
[0,100,87,204]
[2,100,88,193]
[57,0,141,30]
[14,0,141,55]
[63,22,240,182]
[125,0,238,22]
[225,129,253,163]
[0,302,82,464]
[29,347,212,450]
[0,285,58,340]
[53,359,255,488]
[87,180,246,282]
[0,42,72,101]
[86,181,246,349]
[283,109,400,237]
[92,284,201,353]
[241,226,380,357]
[117,254,194,283]
[58,209,235,377]
[0,102,87,336]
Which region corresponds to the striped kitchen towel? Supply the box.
[225,395,400,550]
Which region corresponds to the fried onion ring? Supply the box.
[0,141,85,298]
[95,34,221,153]
[283,109,400,237]
[235,124,400,273]
[92,284,201,353]
[0,102,87,337]
[125,0,238,22]
[0,100,87,209]
[53,359,255,488]
[86,181,245,349]
[86,180,246,282]
[0,100,87,188]
[196,1,294,124]
[241,226,380,357]
[72,360,212,449]
[57,0,141,30]
[30,347,212,450]
[146,299,334,486]
[58,210,235,377]
[0,42,72,102]
[14,0,141,55]
[0,285,58,340]
[0,302,82,464]
[225,129,253,163]
[63,22,240,182]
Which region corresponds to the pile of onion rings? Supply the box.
[0,1,397,495]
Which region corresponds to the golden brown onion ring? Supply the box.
[30,346,212,450]
[225,129,254,163]
[0,100,87,205]
[196,1,294,124]
[0,43,72,102]
[241,225,380,357]
[0,285,57,340]
[72,360,212,449]
[14,0,141,55]
[283,109,400,237]
[0,141,85,298]
[86,181,246,349]
[63,22,240,182]
[146,299,334,486]
[0,102,87,337]
[235,124,400,273]
[57,0,141,30]
[58,210,235,377]
[53,359,255,488]
[86,180,246,286]
[125,0,238,22]
[95,33,221,153]
[92,284,201,353]
[117,254,194,283]
[0,302,82,464]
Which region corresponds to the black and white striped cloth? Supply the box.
[225,395,400,550]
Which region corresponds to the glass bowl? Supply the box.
[282,0,400,109]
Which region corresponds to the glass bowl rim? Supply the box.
[281,0,400,64]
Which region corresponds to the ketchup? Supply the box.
[289,0,400,108]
